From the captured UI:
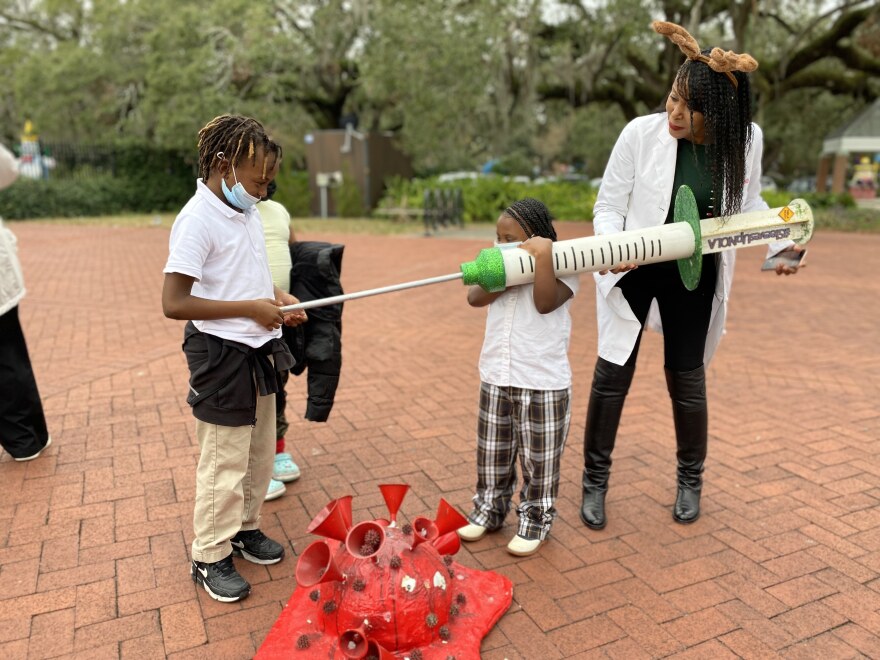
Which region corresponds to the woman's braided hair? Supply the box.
[504,197,557,241]
[197,115,282,180]
[675,57,753,217]
[652,22,758,219]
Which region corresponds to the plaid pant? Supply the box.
[469,382,572,540]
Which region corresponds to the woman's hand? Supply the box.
[599,263,638,275]
[776,244,806,276]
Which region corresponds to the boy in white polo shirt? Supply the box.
[457,198,578,557]
[162,115,307,603]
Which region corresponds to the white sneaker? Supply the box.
[506,535,542,557]
[265,479,286,501]
[14,436,52,462]
[457,523,487,542]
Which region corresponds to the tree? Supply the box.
[0,0,877,180]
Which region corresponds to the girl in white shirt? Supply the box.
[457,198,579,557]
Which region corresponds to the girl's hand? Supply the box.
[520,236,552,259]
[251,299,286,330]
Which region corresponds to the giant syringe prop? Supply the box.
[279,186,813,312]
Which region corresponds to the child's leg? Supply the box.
[192,420,258,563]
[240,392,277,530]
[515,387,572,541]
[469,383,517,530]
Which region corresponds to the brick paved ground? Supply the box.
[1,220,879,659]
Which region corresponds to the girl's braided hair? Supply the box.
[197,115,282,180]
[504,197,557,241]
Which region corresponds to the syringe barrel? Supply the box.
[699,199,813,253]
[500,223,696,288]
[460,224,696,292]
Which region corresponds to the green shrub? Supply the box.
[0,174,193,219]
[336,164,365,218]
[814,206,880,231]
[0,142,196,219]
[377,176,597,223]
[272,168,311,217]
[763,189,855,209]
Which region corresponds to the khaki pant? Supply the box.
[191,391,276,563]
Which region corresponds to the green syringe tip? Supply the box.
[460,247,507,292]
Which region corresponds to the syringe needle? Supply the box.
[279,272,463,312]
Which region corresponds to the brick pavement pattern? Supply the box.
[1,221,879,659]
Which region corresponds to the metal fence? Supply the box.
[12,142,194,182]
[422,187,464,234]
[13,142,118,181]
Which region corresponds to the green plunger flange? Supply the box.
[460,247,507,292]
[674,185,703,291]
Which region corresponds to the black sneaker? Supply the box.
[231,529,285,565]
[191,556,250,602]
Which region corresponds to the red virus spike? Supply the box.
[431,531,461,556]
[339,626,368,658]
[378,484,409,525]
[434,498,469,537]
[295,540,345,587]
[345,520,386,560]
[365,639,395,659]
[307,497,353,543]
[409,516,438,550]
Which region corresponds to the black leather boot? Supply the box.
[665,366,708,524]
[580,358,636,530]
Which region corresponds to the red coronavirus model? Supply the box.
[256,485,513,659]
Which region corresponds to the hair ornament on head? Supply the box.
[651,21,758,88]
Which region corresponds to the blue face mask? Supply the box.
[220,161,260,211]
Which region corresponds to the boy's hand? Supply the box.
[252,299,286,330]
[276,292,308,327]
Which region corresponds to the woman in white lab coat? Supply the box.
[579,22,802,529]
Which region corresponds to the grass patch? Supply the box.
[8,205,879,235]
[7,213,428,235]
[814,206,880,232]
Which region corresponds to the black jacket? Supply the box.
[183,322,295,427]
[285,241,344,422]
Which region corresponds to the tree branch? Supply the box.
[0,11,71,41]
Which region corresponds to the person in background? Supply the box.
[257,179,301,501]
[0,141,52,463]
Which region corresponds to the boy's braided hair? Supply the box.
[504,197,557,241]
[197,115,282,180]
